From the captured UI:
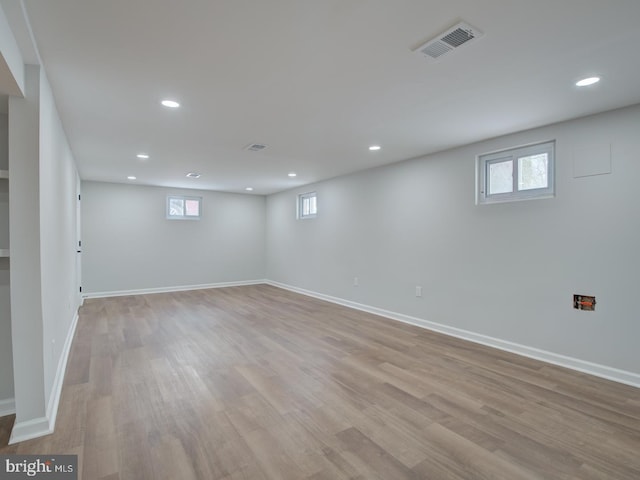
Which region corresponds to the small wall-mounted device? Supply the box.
[574,294,596,311]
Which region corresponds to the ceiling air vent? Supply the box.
[415,22,483,61]
[245,143,268,152]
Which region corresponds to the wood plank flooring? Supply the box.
[1,284,639,479]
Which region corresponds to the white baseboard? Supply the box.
[9,309,80,445]
[46,309,80,430]
[8,416,52,445]
[0,397,15,417]
[83,279,267,299]
[266,280,640,389]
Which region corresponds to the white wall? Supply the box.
[7,65,80,441]
[266,104,640,377]
[0,112,13,404]
[82,181,266,294]
[9,65,45,423]
[0,2,25,96]
[38,69,81,406]
[0,261,10,403]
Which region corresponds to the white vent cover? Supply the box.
[245,143,268,152]
[415,22,483,61]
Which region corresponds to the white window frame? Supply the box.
[297,192,317,219]
[166,195,202,220]
[477,140,555,205]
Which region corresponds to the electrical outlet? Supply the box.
[353,277,359,286]
[416,286,422,297]
[574,294,596,311]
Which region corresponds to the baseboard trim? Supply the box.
[0,397,15,417]
[82,279,268,299]
[46,309,80,430]
[8,416,52,445]
[9,308,80,445]
[266,280,640,389]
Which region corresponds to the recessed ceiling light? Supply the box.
[136,153,149,159]
[576,76,600,87]
[127,176,136,180]
[288,172,297,177]
[245,187,254,191]
[161,99,180,108]
[369,145,381,151]
[186,172,201,179]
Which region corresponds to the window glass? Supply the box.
[477,141,555,204]
[488,159,513,195]
[167,195,201,219]
[518,153,548,191]
[185,199,200,216]
[298,192,317,219]
[169,198,184,216]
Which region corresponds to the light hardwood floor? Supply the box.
[1,284,639,479]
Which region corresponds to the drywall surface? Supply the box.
[8,65,45,422]
[266,104,640,375]
[0,2,25,96]
[7,65,81,430]
[0,263,10,402]
[0,112,12,403]
[38,69,81,405]
[82,181,266,293]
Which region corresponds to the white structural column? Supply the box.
[8,64,48,440]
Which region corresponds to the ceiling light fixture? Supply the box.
[245,143,268,152]
[245,187,254,191]
[369,145,381,151]
[186,172,201,179]
[136,154,149,159]
[576,76,600,87]
[127,176,136,180]
[161,99,180,108]
[288,172,297,177]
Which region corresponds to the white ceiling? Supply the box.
[15,0,640,194]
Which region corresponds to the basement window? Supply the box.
[297,192,317,219]
[167,195,201,220]
[477,141,555,204]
